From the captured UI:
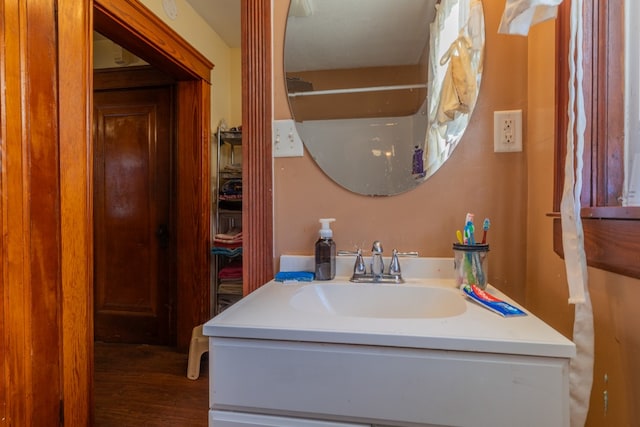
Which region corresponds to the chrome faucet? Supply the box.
[370,240,384,278]
[338,241,418,284]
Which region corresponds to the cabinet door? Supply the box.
[210,410,369,427]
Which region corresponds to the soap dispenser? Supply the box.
[315,218,336,280]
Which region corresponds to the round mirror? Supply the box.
[284,0,485,196]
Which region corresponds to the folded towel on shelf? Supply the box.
[222,163,242,173]
[217,282,243,296]
[215,229,242,241]
[219,269,242,280]
[214,228,243,245]
[214,238,242,246]
[214,236,242,244]
[213,242,242,250]
[219,260,243,279]
[211,246,243,257]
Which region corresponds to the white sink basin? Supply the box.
[289,283,466,319]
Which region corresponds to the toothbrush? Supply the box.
[481,218,490,244]
[463,221,478,283]
[464,213,474,229]
[466,221,475,245]
[456,230,463,244]
[463,213,475,245]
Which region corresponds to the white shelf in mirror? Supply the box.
[287,83,427,97]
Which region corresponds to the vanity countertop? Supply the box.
[204,256,576,359]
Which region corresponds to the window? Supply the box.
[553,0,640,279]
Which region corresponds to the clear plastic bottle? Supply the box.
[315,218,336,280]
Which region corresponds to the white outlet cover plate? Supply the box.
[494,109,523,153]
[273,119,304,157]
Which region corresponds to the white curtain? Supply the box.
[499,1,594,426]
[498,0,563,35]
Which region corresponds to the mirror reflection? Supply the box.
[284,0,484,196]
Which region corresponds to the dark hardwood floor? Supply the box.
[94,342,209,426]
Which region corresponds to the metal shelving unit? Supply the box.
[212,129,243,314]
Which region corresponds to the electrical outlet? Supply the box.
[494,110,523,152]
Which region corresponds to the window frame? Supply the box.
[553,0,640,279]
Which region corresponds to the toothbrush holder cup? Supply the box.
[453,243,489,290]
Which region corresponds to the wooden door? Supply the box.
[93,85,176,345]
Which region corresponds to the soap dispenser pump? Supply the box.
[315,218,336,280]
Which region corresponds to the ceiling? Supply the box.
[186,0,241,48]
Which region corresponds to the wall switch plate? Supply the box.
[494,109,523,152]
[273,119,304,157]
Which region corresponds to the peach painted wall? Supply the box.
[526,14,640,427]
[273,0,530,302]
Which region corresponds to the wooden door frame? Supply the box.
[56,0,273,423]
[92,1,213,353]
[58,0,214,423]
[2,1,64,424]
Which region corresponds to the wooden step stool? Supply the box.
[187,324,209,380]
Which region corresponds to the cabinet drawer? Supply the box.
[210,338,570,427]
[210,410,369,427]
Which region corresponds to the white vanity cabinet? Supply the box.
[205,257,575,427]
[208,336,570,427]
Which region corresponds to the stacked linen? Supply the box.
[217,259,243,296]
[222,163,242,174]
[218,259,242,279]
[211,228,243,257]
[213,227,244,310]
[214,228,242,245]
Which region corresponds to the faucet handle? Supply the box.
[388,250,418,275]
[389,249,401,275]
[338,249,367,275]
[395,251,419,257]
[354,248,366,275]
[338,250,359,256]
